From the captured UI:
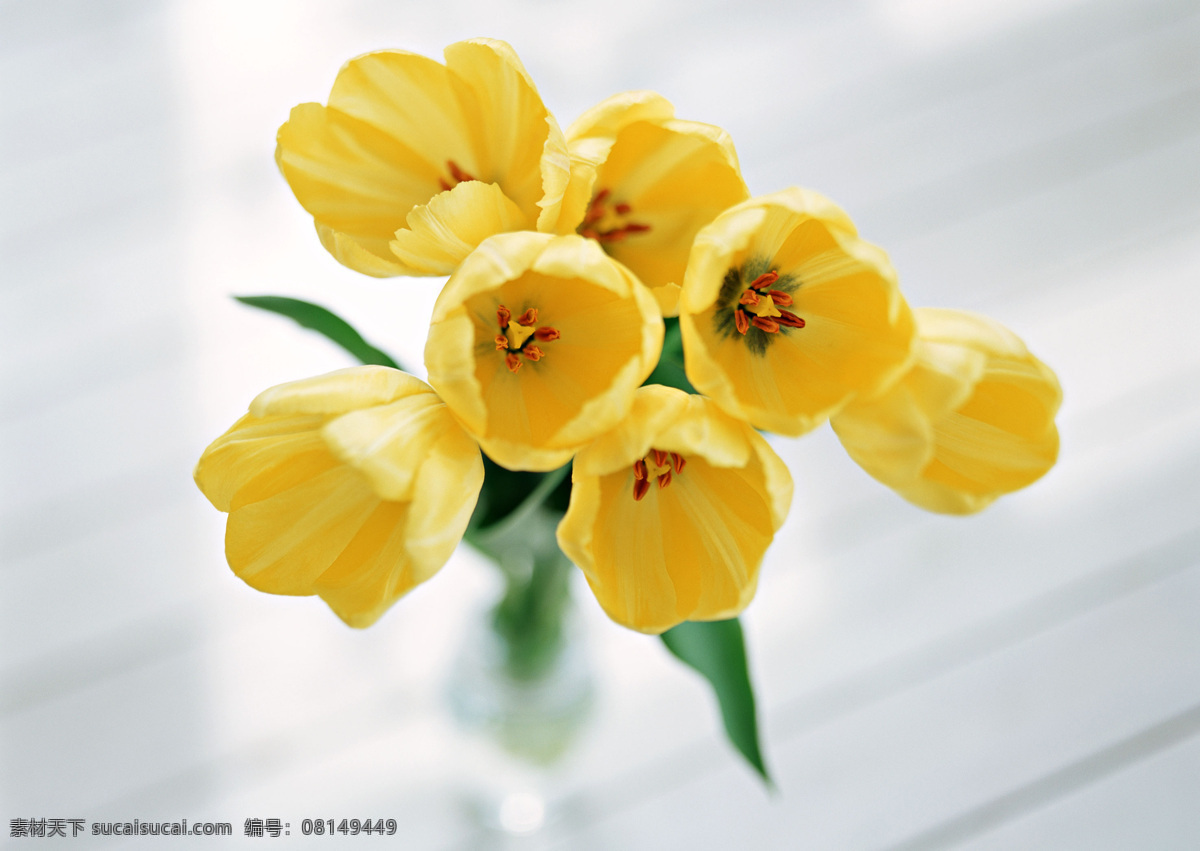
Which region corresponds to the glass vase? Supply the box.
[445,505,594,836]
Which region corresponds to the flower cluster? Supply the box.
[196,39,1060,633]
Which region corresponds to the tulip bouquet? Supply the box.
[195,39,1061,781]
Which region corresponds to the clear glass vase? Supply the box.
[446,505,594,836]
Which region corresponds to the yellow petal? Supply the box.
[443,39,571,233]
[558,387,791,633]
[316,222,411,278]
[315,499,413,627]
[389,180,528,274]
[278,42,569,276]
[195,366,483,625]
[680,188,915,436]
[566,90,676,141]
[250,366,430,418]
[563,94,749,315]
[195,413,328,513]
[225,463,380,594]
[327,49,475,178]
[555,137,610,237]
[320,393,448,502]
[575,384,690,477]
[276,100,441,277]
[832,308,1061,514]
[426,233,663,471]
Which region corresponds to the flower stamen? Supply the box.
[631,448,686,500]
[579,186,652,246]
[439,159,479,191]
[749,271,779,291]
[732,268,805,337]
[496,303,560,373]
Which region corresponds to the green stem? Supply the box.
[491,549,573,681]
[465,461,574,681]
[468,462,570,543]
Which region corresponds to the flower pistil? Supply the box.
[494,305,561,373]
[632,448,686,500]
[732,270,805,336]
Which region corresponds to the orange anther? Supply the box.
[447,160,477,184]
[672,453,686,473]
[751,316,780,333]
[739,290,760,307]
[517,308,538,326]
[633,478,651,501]
[495,334,509,351]
[768,289,793,306]
[658,470,672,489]
[749,271,779,290]
[534,327,560,342]
[735,310,750,335]
[615,202,631,215]
[505,353,523,373]
[497,305,511,328]
[634,459,648,480]
[438,178,452,192]
[652,449,668,468]
[524,345,544,362]
[583,188,610,226]
[777,310,805,328]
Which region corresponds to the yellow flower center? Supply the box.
[732,270,806,336]
[632,448,686,501]
[493,305,561,374]
[579,187,651,245]
[438,159,478,192]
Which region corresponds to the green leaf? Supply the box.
[661,618,771,784]
[234,295,403,370]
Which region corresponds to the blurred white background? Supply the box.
[2,0,1199,847]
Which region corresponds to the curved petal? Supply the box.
[566,90,676,141]
[321,393,448,502]
[250,366,430,418]
[194,413,329,513]
[327,49,475,176]
[280,41,568,276]
[195,366,483,626]
[225,462,380,595]
[562,95,749,313]
[574,384,690,477]
[832,308,1061,514]
[680,188,915,436]
[276,101,443,276]
[316,223,412,277]
[558,388,791,633]
[555,137,610,236]
[390,180,529,274]
[444,39,571,232]
[426,233,663,471]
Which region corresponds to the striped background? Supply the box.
[2,0,1198,846]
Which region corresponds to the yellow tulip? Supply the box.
[276,39,571,277]
[194,367,484,627]
[831,308,1061,514]
[425,231,663,472]
[679,187,916,436]
[559,91,750,316]
[556,386,793,634]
